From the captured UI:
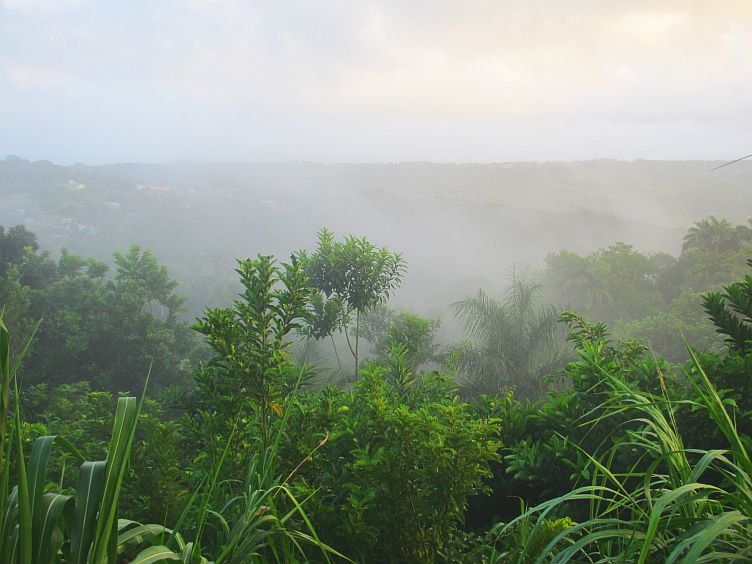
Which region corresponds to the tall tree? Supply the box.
[305,228,405,381]
[545,243,664,324]
[14,240,198,391]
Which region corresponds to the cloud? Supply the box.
[6,65,73,91]
[1,0,84,14]
[0,1,751,162]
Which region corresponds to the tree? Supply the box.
[735,219,752,246]
[450,276,568,399]
[193,253,311,449]
[0,225,37,277]
[544,249,612,316]
[114,245,185,319]
[19,244,197,392]
[682,216,750,255]
[305,229,405,381]
[545,243,665,324]
[615,287,723,362]
[359,305,440,370]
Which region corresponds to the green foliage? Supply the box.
[468,311,683,530]
[306,228,406,316]
[0,225,200,392]
[137,399,344,564]
[484,261,752,561]
[450,277,568,399]
[0,267,30,337]
[545,243,665,324]
[305,228,406,380]
[192,253,311,463]
[114,245,186,319]
[682,215,752,255]
[0,225,38,278]
[544,219,752,360]
[2,320,338,563]
[490,343,752,562]
[1,316,151,563]
[616,287,723,362]
[21,382,189,525]
[283,356,501,562]
[702,258,752,352]
[6,222,752,561]
[359,305,441,370]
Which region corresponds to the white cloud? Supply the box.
[1,0,84,14]
[1,1,751,162]
[6,65,73,91]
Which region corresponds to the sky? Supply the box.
[1,0,751,164]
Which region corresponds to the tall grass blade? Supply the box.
[91,368,150,563]
[26,434,84,563]
[13,371,32,564]
[69,460,106,564]
[37,493,73,564]
[130,545,182,563]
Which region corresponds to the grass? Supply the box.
[0,316,343,563]
[491,340,752,562]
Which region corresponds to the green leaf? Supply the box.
[36,493,73,564]
[117,523,171,553]
[13,371,32,564]
[69,460,106,564]
[27,435,83,555]
[130,545,182,563]
[91,373,150,563]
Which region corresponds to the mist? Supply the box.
[2,157,749,322]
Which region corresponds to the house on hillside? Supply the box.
[64,180,86,191]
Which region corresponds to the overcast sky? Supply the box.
[1,0,751,164]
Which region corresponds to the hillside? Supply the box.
[1,157,749,315]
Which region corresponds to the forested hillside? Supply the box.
[2,157,750,317]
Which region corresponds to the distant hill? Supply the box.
[1,157,749,317]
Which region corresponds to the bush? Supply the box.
[283,359,501,562]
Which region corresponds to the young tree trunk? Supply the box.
[354,309,360,381]
[330,334,348,387]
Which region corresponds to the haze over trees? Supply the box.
[2,198,752,560]
[2,157,751,318]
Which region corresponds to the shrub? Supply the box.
[283,358,501,562]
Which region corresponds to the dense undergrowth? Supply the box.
[1,221,751,562]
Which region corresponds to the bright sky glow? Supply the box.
[1,0,751,163]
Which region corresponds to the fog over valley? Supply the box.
[2,157,749,322]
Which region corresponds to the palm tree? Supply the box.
[736,219,752,248]
[449,276,569,399]
[682,216,741,255]
[545,250,613,318]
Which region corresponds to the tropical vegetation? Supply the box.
[1,217,751,561]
